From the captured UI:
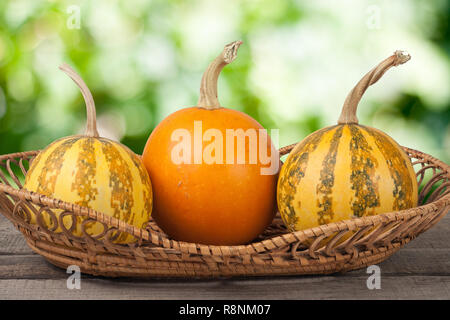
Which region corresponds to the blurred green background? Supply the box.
[0,0,449,162]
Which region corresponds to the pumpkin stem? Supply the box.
[59,63,99,137]
[197,40,243,110]
[337,50,411,125]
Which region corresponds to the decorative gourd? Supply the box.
[142,41,278,245]
[277,51,418,232]
[24,64,153,243]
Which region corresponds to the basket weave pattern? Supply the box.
[0,145,449,277]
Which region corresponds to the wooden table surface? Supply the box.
[0,213,449,300]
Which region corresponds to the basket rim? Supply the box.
[0,146,449,256]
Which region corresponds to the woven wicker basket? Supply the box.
[0,144,448,278]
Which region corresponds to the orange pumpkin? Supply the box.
[142,41,278,245]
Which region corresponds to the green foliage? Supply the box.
[0,0,449,163]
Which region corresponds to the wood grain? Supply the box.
[0,214,449,299]
[0,276,449,300]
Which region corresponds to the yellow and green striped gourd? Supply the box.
[277,51,418,232]
[24,64,153,243]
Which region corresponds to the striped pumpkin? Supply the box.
[277,51,418,232]
[23,64,153,243]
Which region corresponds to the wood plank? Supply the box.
[0,215,34,255]
[0,276,449,300]
[404,213,450,249]
[0,246,448,280]
[0,233,33,255]
[0,255,69,280]
[0,215,17,235]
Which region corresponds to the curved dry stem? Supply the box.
[59,63,99,137]
[337,50,411,125]
[197,40,243,110]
